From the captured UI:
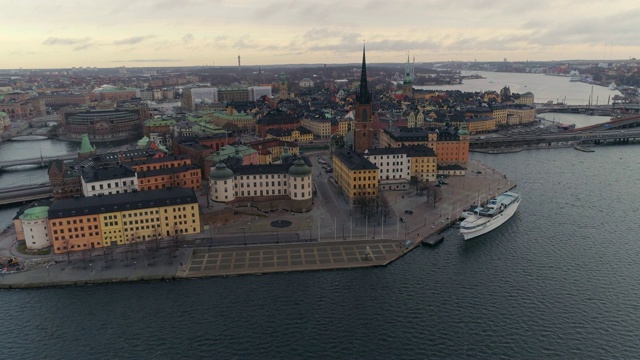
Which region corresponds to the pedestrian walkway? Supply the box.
[180,239,409,277]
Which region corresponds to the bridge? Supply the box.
[536,103,640,116]
[0,154,77,170]
[0,183,52,206]
[470,128,640,149]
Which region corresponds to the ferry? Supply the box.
[459,191,521,240]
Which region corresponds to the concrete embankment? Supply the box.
[1,159,516,288]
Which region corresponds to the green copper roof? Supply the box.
[288,158,312,176]
[78,133,96,154]
[19,206,49,221]
[206,145,257,162]
[0,111,7,117]
[144,118,176,126]
[458,121,470,136]
[209,162,234,180]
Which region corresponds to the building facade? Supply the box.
[332,148,379,204]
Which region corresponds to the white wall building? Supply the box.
[191,87,219,108]
[81,165,138,197]
[210,159,313,212]
[19,206,51,250]
[363,148,411,191]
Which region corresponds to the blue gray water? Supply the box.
[2,144,640,359]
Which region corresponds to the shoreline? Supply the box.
[1,159,516,289]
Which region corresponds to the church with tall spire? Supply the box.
[353,44,374,154]
[402,55,413,97]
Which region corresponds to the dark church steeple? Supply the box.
[356,45,372,105]
[353,44,374,153]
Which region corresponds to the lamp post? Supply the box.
[239,227,246,245]
[308,219,311,242]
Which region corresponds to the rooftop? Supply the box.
[333,148,378,171]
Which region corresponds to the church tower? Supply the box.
[354,45,374,153]
[402,55,413,97]
[278,72,289,99]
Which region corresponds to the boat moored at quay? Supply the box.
[460,191,521,240]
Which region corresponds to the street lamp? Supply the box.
[308,219,312,242]
[239,227,246,245]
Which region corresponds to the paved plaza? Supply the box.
[181,239,408,277]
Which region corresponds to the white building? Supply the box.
[363,148,411,191]
[191,88,219,109]
[19,206,51,250]
[209,158,313,213]
[299,78,314,88]
[248,86,272,101]
[81,165,138,197]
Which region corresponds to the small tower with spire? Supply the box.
[402,54,413,97]
[354,44,374,154]
[278,72,289,99]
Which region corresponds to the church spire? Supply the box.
[356,44,371,105]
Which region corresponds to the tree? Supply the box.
[378,193,391,221]
[427,184,442,208]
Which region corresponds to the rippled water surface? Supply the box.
[2,145,640,359]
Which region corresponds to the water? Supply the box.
[416,71,621,105]
[2,74,640,359]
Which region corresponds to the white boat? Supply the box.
[569,71,580,82]
[459,191,521,240]
[609,82,617,90]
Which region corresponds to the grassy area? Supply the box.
[16,242,51,256]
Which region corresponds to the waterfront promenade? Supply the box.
[0,159,515,288]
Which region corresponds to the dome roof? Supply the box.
[280,145,292,162]
[209,162,234,180]
[288,158,312,177]
[19,206,49,221]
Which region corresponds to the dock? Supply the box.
[421,234,445,247]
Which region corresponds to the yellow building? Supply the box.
[266,127,314,143]
[48,188,200,254]
[336,118,354,136]
[465,116,497,134]
[379,127,437,149]
[406,145,438,183]
[332,148,379,205]
[301,117,333,139]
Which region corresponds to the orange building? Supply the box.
[47,188,200,254]
[123,154,202,191]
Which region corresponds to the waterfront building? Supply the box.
[435,126,469,167]
[209,157,313,213]
[48,160,83,200]
[362,148,411,191]
[81,164,138,197]
[60,103,150,141]
[47,188,200,254]
[204,145,258,168]
[19,206,51,250]
[353,46,374,154]
[332,148,379,205]
[0,92,45,121]
[465,116,497,134]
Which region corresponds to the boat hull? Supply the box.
[460,195,521,240]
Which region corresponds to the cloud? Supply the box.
[43,37,91,46]
[111,59,182,63]
[113,35,156,45]
[182,33,194,43]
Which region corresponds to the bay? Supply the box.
[1,72,639,359]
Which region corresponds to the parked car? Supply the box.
[404,210,414,215]
[400,217,406,223]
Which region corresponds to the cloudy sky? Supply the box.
[2,0,639,69]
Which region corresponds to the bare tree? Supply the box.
[427,184,442,208]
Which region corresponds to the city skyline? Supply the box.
[2,0,640,69]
